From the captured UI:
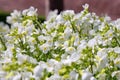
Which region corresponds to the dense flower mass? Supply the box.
[1,4,120,80]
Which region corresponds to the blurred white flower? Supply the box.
[0,71,6,78]
[114,57,120,68]
[97,49,108,71]
[112,71,120,80]
[47,74,61,80]
[77,40,87,53]
[13,74,21,80]
[0,22,10,34]
[64,27,72,39]
[39,43,51,54]
[17,53,28,64]
[82,4,89,9]
[33,65,43,78]
[114,47,120,54]
[62,10,75,20]
[22,6,37,16]
[65,47,76,54]
[47,10,58,20]
[61,52,80,66]
[114,19,120,30]
[82,70,93,80]
[70,71,79,80]
[7,10,21,24]
[47,59,61,73]
[88,38,97,48]
[90,77,96,80]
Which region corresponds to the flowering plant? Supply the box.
[0,4,120,80]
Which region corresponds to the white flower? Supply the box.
[106,29,113,35]
[0,22,10,34]
[98,23,105,31]
[65,47,76,54]
[90,77,96,80]
[46,23,55,31]
[82,70,93,80]
[64,21,71,27]
[61,58,72,66]
[47,74,61,80]
[42,29,47,34]
[77,40,87,53]
[74,34,80,46]
[97,49,108,71]
[51,31,57,37]
[89,30,95,36]
[114,19,120,30]
[61,52,80,66]
[64,27,72,39]
[7,10,21,24]
[70,52,80,62]
[97,73,106,80]
[82,4,89,9]
[22,6,37,16]
[70,71,79,80]
[47,59,61,73]
[63,41,69,49]
[114,47,120,54]
[73,13,82,20]
[97,49,107,58]
[27,56,37,64]
[4,48,13,58]
[112,71,120,80]
[46,38,53,46]
[38,35,45,41]
[97,57,108,71]
[54,41,61,48]
[61,10,75,20]
[114,57,120,68]
[39,43,51,54]
[21,72,32,79]
[88,38,97,47]
[47,10,58,20]
[13,74,21,80]
[27,37,36,45]
[0,71,6,78]
[56,15,64,24]
[33,65,43,78]
[17,53,28,64]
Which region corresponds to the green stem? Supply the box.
[0,35,7,50]
[113,33,120,47]
[35,20,42,31]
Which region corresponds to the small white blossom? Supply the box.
[70,71,79,80]
[39,43,51,54]
[88,38,97,47]
[112,71,120,80]
[33,65,43,78]
[65,47,76,54]
[64,27,72,39]
[17,53,28,64]
[82,70,93,80]
[114,47,120,54]
[22,6,37,16]
[82,4,89,9]
[7,10,21,24]
[13,74,21,80]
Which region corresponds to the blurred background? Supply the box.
[0,0,120,23]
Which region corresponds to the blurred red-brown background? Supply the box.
[0,0,120,20]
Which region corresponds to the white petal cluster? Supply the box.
[1,4,120,80]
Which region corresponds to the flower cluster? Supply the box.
[0,4,120,80]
